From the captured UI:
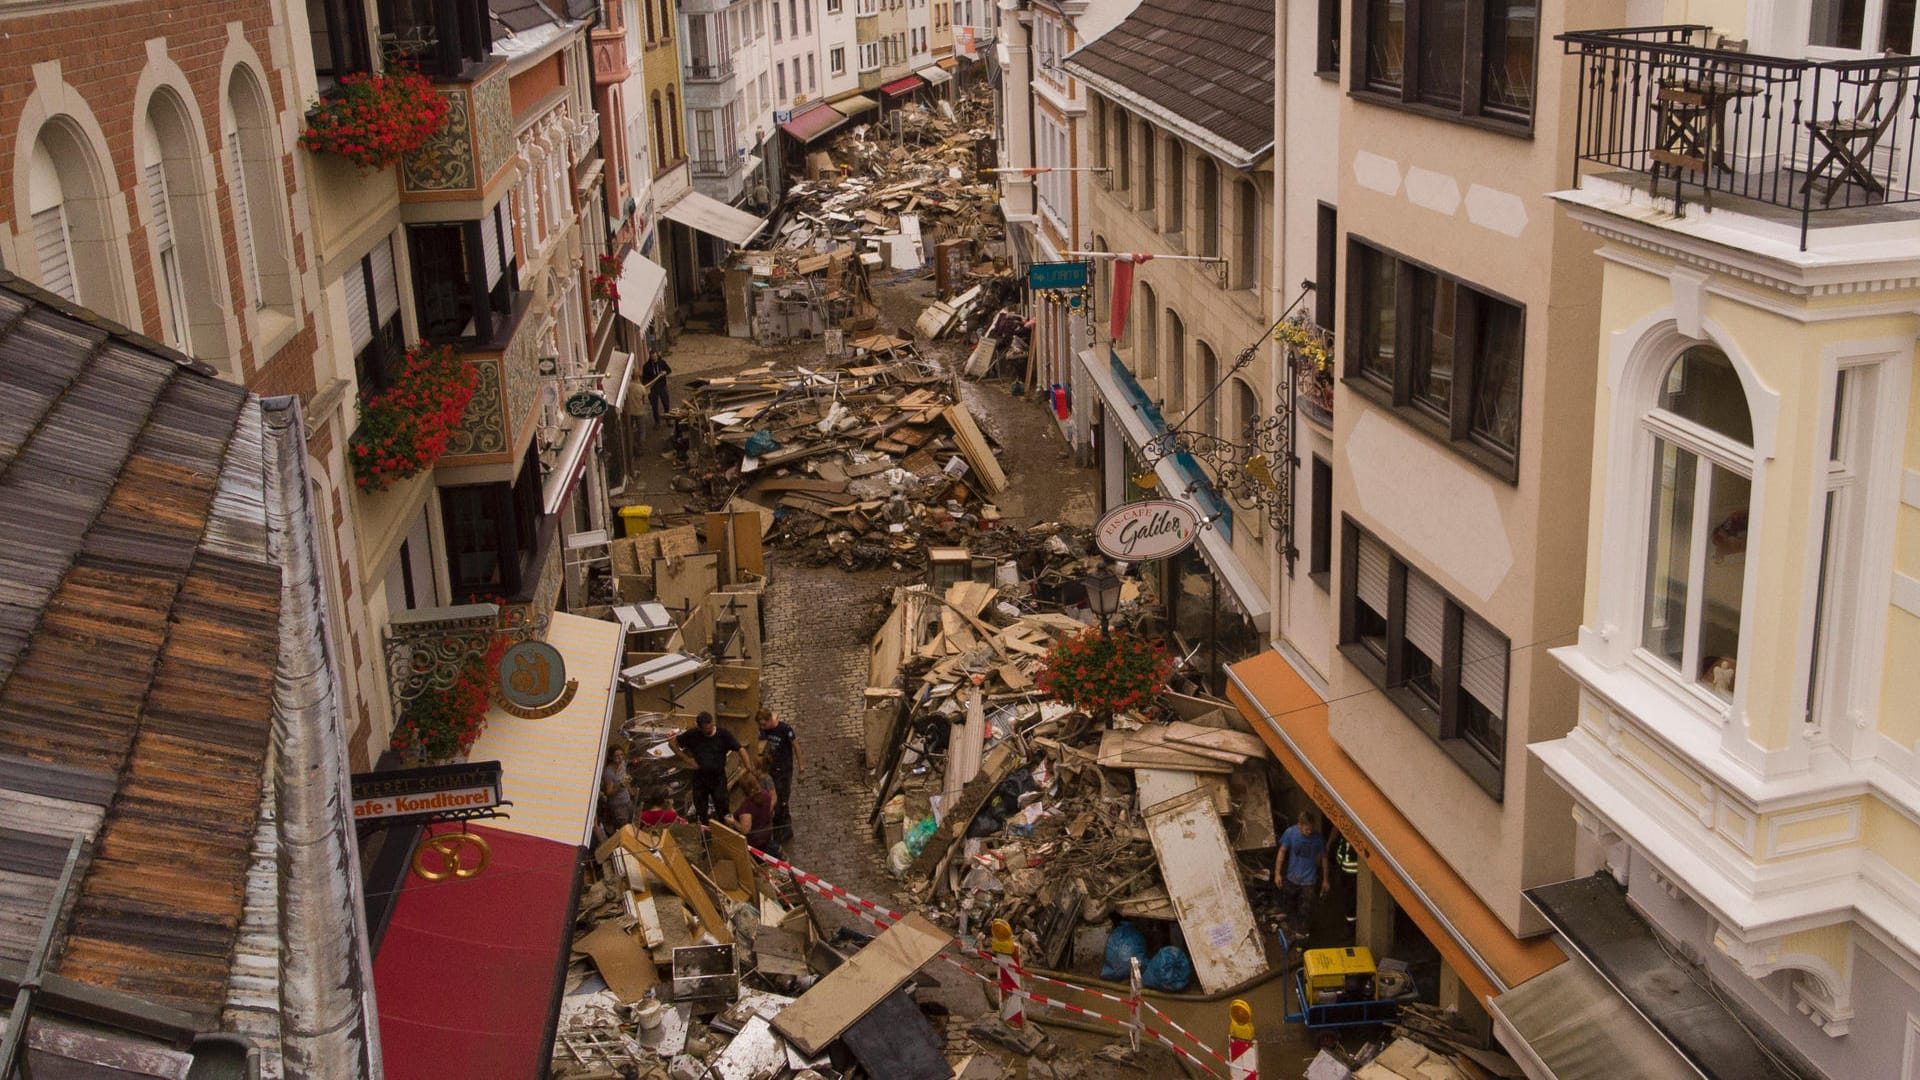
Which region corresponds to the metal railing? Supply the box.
[685,59,734,81]
[1561,25,1920,247]
[691,156,741,177]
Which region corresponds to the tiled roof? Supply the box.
[0,275,280,1028]
[1064,0,1275,166]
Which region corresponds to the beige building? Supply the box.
[1527,8,1920,1076]
[1065,0,1275,691]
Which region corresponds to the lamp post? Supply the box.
[1086,567,1122,640]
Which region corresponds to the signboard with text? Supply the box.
[1095,499,1201,562]
[351,761,505,826]
[1027,261,1089,291]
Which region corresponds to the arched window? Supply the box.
[650,92,667,168]
[666,88,684,159]
[1195,157,1219,259]
[226,66,292,313]
[141,91,229,362]
[1165,309,1185,411]
[1197,340,1219,432]
[1137,283,1157,377]
[26,121,132,323]
[1235,180,1259,291]
[1640,344,1754,703]
[1232,377,1258,442]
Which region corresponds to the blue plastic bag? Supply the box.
[1101,922,1148,982]
[744,428,778,457]
[1142,945,1193,992]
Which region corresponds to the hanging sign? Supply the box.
[1095,499,1201,562]
[351,761,505,825]
[1027,261,1090,291]
[497,640,577,718]
[565,390,611,419]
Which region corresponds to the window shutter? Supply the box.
[370,237,400,324]
[144,162,173,252]
[498,202,516,267]
[346,259,373,351]
[1356,531,1390,612]
[31,206,75,303]
[227,137,261,307]
[1404,570,1446,659]
[481,213,502,288]
[1460,614,1508,719]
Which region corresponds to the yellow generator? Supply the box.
[1301,946,1376,1005]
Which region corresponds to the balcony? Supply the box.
[685,59,735,81]
[1560,26,1920,248]
[437,292,542,474]
[590,29,630,85]
[692,155,743,177]
[400,58,516,204]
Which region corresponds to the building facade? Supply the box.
[1530,8,1920,1075]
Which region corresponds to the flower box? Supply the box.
[301,68,451,171]
[350,341,479,492]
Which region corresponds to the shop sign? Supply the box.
[1028,261,1089,291]
[565,390,611,419]
[1095,499,1200,562]
[351,761,504,824]
[497,640,577,718]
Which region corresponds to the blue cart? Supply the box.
[1275,928,1413,1031]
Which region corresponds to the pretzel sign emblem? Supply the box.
[412,830,491,881]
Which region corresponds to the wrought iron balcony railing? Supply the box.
[685,59,734,81]
[1560,25,1920,248]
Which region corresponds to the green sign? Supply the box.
[565,390,611,419]
[1028,261,1090,291]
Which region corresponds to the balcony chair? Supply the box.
[1802,51,1909,207]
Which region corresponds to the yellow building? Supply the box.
[1532,12,1920,1076]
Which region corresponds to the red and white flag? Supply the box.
[1108,253,1152,342]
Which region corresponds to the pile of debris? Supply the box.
[858,550,1285,997]
[556,821,1014,1079]
[719,246,882,346]
[671,356,1014,569]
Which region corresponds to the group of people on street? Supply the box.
[596,705,804,856]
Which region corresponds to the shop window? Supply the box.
[1639,346,1753,706]
[1351,0,1535,127]
[1344,237,1522,480]
[1340,517,1507,795]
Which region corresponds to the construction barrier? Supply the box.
[739,840,1233,1077]
[1228,999,1257,1080]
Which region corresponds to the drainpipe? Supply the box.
[259,396,383,1080]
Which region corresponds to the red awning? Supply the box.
[374,825,583,1080]
[880,75,925,97]
[779,104,851,144]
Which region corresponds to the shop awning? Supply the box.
[659,188,767,247]
[617,250,668,329]
[1225,648,1565,1004]
[1519,875,1792,1080]
[880,75,925,97]
[834,93,879,116]
[780,103,850,144]
[1077,348,1270,630]
[465,611,623,847]
[937,57,959,71]
[1489,958,1704,1080]
[374,824,582,1080]
[916,65,952,85]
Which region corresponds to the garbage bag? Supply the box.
[1142,946,1193,992]
[966,809,1004,838]
[903,815,938,857]
[744,428,778,457]
[1101,922,1149,982]
[888,840,913,877]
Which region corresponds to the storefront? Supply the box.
[370,611,625,1079]
[1081,346,1270,692]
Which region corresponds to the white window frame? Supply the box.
[1804,0,1916,56]
[830,46,846,75]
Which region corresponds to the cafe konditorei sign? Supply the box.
[351,761,505,826]
[1095,499,1201,562]
[497,639,577,718]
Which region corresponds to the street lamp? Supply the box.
[1086,567,1122,640]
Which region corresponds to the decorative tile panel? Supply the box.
[402,85,476,192]
[444,357,505,456]
[471,71,514,185]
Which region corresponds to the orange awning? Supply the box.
[1226,649,1563,1004]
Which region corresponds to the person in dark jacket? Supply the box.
[641,352,672,423]
[673,712,748,823]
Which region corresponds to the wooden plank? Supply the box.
[707,822,759,904]
[940,404,1007,495]
[654,551,720,614]
[1096,731,1235,774]
[1136,770,1263,992]
[1161,721,1267,759]
[770,913,954,1056]
[618,827,733,944]
[575,920,662,1002]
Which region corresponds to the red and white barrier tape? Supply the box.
[737,841,1232,1075]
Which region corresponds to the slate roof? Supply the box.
[1064,0,1275,167]
[0,274,281,1029]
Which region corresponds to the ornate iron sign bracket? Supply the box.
[382,603,545,721]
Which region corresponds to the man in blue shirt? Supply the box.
[1273,812,1330,939]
